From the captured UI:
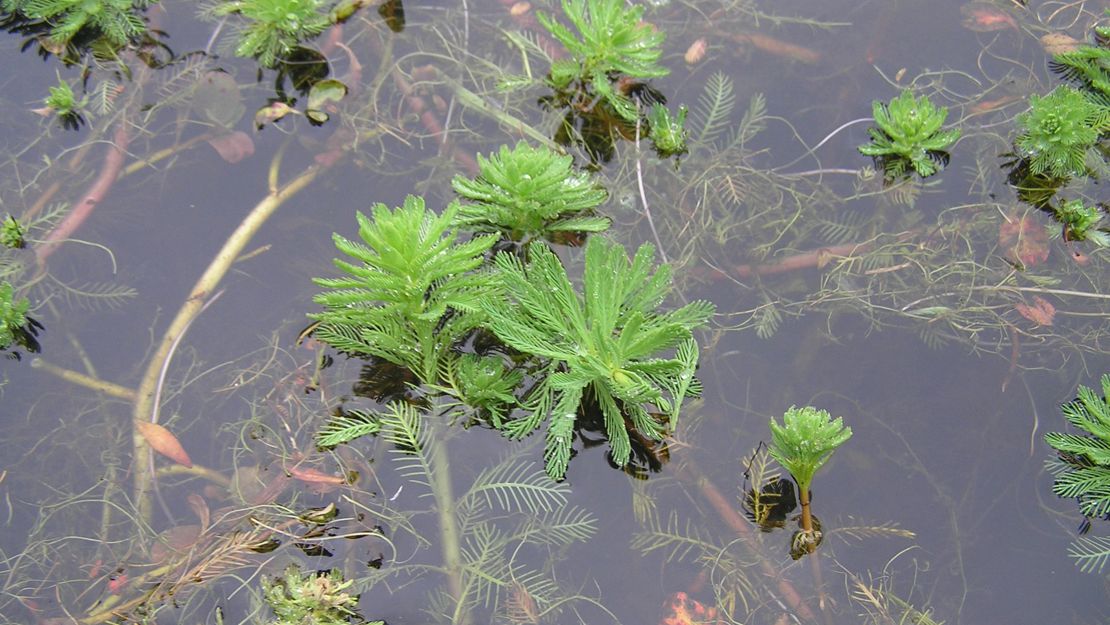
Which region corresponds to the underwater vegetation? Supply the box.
[263,564,380,625]
[767,406,851,557]
[537,0,667,123]
[1046,374,1110,573]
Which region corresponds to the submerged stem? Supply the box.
[430,433,467,625]
[131,151,331,522]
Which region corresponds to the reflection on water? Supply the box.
[1,0,1109,623]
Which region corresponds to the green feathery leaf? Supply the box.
[452,142,609,243]
[312,195,499,384]
[483,237,713,479]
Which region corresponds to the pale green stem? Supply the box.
[430,434,467,625]
[132,148,329,522]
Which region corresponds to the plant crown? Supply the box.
[858,89,960,179]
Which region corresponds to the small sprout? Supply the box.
[1,215,25,249]
[648,103,688,158]
[36,77,87,131]
[1055,199,1108,245]
[767,406,851,556]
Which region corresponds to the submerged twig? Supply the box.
[30,358,137,400]
[33,122,130,271]
[131,149,337,522]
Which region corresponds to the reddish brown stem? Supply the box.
[679,461,818,622]
[34,122,130,270]
[798,487,815,549]
[713,29,821,64]
[391,68,480,176]
[696,242,872,282]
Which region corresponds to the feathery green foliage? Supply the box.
[1054,199,1108,245]
[1052,41,1110,104]
[0,281,29,351]
[42,75,87,130]
[482,237,714,479]
[437,353,523,426]
[0,216,24,250]
[311,196,499,385]
[212,0,331,68]
[648,103,688,158]
[767,406,852,499]
[364,403,598,622]
[1068,535,1110,574]
[315,409,381,448]
[689,72,736,147]
[451,142,610,243]
[1045,375,1110,520]
[2,0,154,49]
[262,564,378,625]
[537,0,667,121]
[858,89,960,179]
[1045,375,1110,573]
[1014,85,1106,179]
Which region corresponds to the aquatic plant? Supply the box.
[537,0,668,122]
[0,281,29,351]
[1045,374,1110,573]
[451,142,610,244]
[0,215,24,249]
[437,353,523,425]
[39,76,86,130]
[648,103,688,158]
[311,196,500,385]
[1054,199,1108,245]
[1014,85,1105,179]
[1,0,155,50]
[211,0,331,68]
[262,564,376,625]
[767,405,852,555]
[857,89,960,179]
[482,236,714,479]
[1051,40,1110,101]
[320,402,600,625]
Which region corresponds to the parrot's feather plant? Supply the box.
[451,142,610,244]
[483,237,714,480]
[1045,375,1110,573]
[537,0,667,122]
[858,89,960,180]
[768,406,852,555]
[311,195,499,385]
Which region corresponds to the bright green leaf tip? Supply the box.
[767,405,852,494]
